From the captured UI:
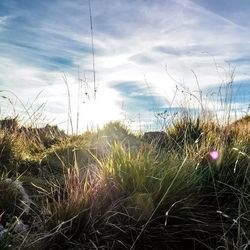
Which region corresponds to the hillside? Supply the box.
[0,116,249,250]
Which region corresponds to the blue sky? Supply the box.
[0,0,249,131]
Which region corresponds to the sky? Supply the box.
[0,0,249,132]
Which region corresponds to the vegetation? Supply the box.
[0,113,249,250]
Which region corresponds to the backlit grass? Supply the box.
[0,114,249,249]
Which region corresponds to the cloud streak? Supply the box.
[0,0,249,131]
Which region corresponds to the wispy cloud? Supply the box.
[0,0,249,131]
[0,15,12,31]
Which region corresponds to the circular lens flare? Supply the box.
[209,150,220,161]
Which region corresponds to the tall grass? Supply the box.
[0,90,249,249]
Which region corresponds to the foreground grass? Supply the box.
[0,116,249,249]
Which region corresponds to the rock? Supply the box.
[13,219,29,233]
[0,224,8,240]
[0,179,32,215]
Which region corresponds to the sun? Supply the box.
[78,88,123,131]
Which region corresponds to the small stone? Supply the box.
[13,220,29,233]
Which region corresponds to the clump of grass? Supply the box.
[0,132,18,169]
[0,117,18,131]
[224,114,250,145]
[168,116,203,145]
[98,121,130,137]
[166,115,222,150]
[97,121,138,147]
[25,162,102,249]
[41,134,95,179]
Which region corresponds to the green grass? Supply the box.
[0,115,249,249]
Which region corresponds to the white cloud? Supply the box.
[0,15,11,31]
[0,56,123,131]
[0,0,249,131]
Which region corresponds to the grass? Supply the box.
[0,113,249,249]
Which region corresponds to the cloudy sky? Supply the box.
[0,0,249,132]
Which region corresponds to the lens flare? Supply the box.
[209,150,220,161]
